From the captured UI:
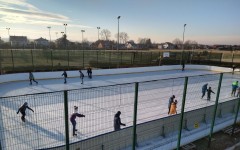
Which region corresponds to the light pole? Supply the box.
[63,24,67,36]
[117,16,121,51]
[181,24,187,63]
[81,30,85,49]
[6,28,10,41]
[182,24,187,51]
[47,26,51,42]
[97,27,100,41]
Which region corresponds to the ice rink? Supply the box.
[0,68,239,150]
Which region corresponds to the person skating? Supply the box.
[231,81,239,97]
[232,65,237,74]
[79,70,84,84]
[168,95,175,114]
[237,87,240,97]
[201,83,208,99]
[62,70,67,84]
[114,111,126,131]
[17,102,34,122]
[169,100,178,115]
[207,87,215,101]
[70,106,85,136]
[29,72,38,85]
[181,60,185,71]
[87,67,90,78]
[87,67,92,79]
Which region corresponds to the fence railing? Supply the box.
[0,49,239,74]
[0,71,240,150]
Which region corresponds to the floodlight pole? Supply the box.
[97,27,100,40]
[181,24,187,64]
[117,16,121,51]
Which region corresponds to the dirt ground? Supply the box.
[187,124,240,150]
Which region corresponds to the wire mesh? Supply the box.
[0,92,65,150]
[0,72,239,150]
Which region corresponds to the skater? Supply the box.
[201,83,208,99]
[29,72,38,85]
[236,87,240,97]
[89,67,92,79]
[87,67,92,78]
[207,87,215,101]
[62,70,67,84]
[181,60,185,71]
[114,111,126,131]
[17,102,34,122]
[168,95,175,114]
[169,100,178,115]
[231,81,238,97]
[232,65,237,74]
[70,106,85,136]
[79,70,84,84]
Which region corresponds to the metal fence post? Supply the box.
[109,51,111,69]
[31,49,34,71]
[51,50,53,71]
[177,77,188,150]
[120,51,123,66]
[10,49,15,72]
[0,50,2,74]
[132,82,139,150]
[220,53,223,66]
[232,98,240,135]
[67,50,70,70]
[83,50,85,69]
[64,90,70,150]
[208,73,223,147]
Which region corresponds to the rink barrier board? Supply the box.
[46,98,239,150]
[0,65,234,84]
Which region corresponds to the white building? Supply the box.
[34,37,49,47]
[9,36,28,47]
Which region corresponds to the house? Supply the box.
[93,40,114,49]
[125,41,137,49]
[10,36,28,47]
[34,37,49,47]
[158,42,176,49]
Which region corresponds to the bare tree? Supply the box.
[184,40,198,50]
[115,32,129,44]
[138,38,152,49]
[172,38,183,45]
[100,29,111,40]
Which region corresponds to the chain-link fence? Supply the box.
[0,49,239,74]
[0,72,240,150]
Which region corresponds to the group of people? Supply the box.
[62,68,92,84]
[28,67,93,85]
[201,83,215,100]
[17,102,126,136]
[168,95,178,115]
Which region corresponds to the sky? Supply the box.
[0,0,240,45]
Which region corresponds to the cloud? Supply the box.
[0,0,93,28]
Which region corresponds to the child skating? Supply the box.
[70,106,85,136]
[17,102,34,122]
[169,100,178,115]
[29,72,38,85]
[79,70,84,84]
[207,87,215,101]
[62,70,68,84]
